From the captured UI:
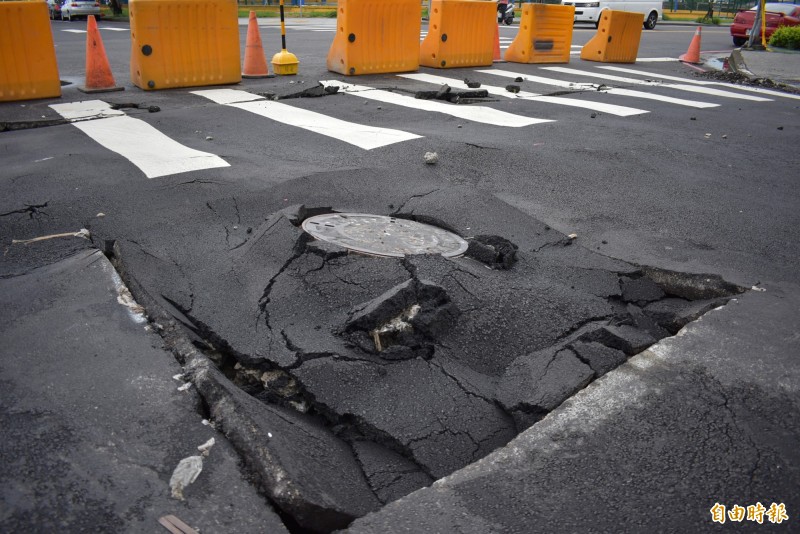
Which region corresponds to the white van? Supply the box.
[561,0,662,29]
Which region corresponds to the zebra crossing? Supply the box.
[192,88,421,150]
[46,64,793,179]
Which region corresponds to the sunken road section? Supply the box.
[110,204,742,533]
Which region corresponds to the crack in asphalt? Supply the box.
[0,202,50,219]
[391,190,442,216]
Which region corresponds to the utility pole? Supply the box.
[746,0,767,49]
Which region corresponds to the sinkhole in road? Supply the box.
[115,205,746,533]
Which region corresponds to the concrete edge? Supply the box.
[728,48,756,77]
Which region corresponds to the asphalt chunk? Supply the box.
[497,348,595,431]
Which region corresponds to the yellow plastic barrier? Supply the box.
[129,0,241,90]
[420,0,496,69]
[327,0,420,76]
[580,10,643,63]
[0,1,61,102]
[504,4,574,64]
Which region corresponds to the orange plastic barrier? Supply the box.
[420,0,496,69]
[504,4,575,64]
[580,10,643,63]
[327,0,420,76]
[129,0,241,90]
[0,1,61,102]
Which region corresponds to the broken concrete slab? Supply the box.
[497,348,595,431]
[351,440,433,504]
[643,297,729,334]
[91,183,743,530]
[581,325,657,355]
[626,303,672,340]
[188,354,381,533]
[570,341,628,377]
[464,235,518,270]
[344,279,456,342]
[293,356,516,479]
[641,266,744,300]
[406,253,615,377]
[345,288,800,534]
[620,276,666,304]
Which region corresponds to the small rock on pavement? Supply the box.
[424,152,439,164]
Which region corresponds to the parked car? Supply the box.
[561,0,662,29]
[730,2,800,46]
[46,0,63,20]
[59,0,102,21]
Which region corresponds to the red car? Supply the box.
[730,2,800,46]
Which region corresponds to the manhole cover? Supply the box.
[301,213,469,258]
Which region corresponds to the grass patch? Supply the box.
[100,6,129,20]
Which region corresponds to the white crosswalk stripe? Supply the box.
[478,68,720,108]
[399,73,648,117]
[321,80,553,127]
[192,88,422,150]
[542,67,773,102]
[49,100,229,179]
[598,65,800,100]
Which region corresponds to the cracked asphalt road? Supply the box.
[74,174,740,529]
[2,22,799,533]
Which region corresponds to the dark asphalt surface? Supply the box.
[0,249,288,533]
[1,16,799,534]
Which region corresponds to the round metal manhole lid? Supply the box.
[301,213,468,258]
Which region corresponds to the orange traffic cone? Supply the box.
[242,11,271,78]
[679,26,702,64]
[494,23,503,62]
[78,15,123,93]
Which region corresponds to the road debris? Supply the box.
[197,437,215,456]
[277,82,339,100]
[169,455,203,500]
[11,228,90,245]
[108,102,160,113]
[424,151,439,164]
[158,515,198,534]
[415,87,489,103]
[167,438,215,500]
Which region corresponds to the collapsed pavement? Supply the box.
[99,189,742,533]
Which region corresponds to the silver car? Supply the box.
[59,0,102,21]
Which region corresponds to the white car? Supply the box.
[59,0,102,21]
[561,0,661,29]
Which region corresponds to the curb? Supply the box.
[727,48,755,77]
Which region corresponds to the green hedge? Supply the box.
[769,26,800,50]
